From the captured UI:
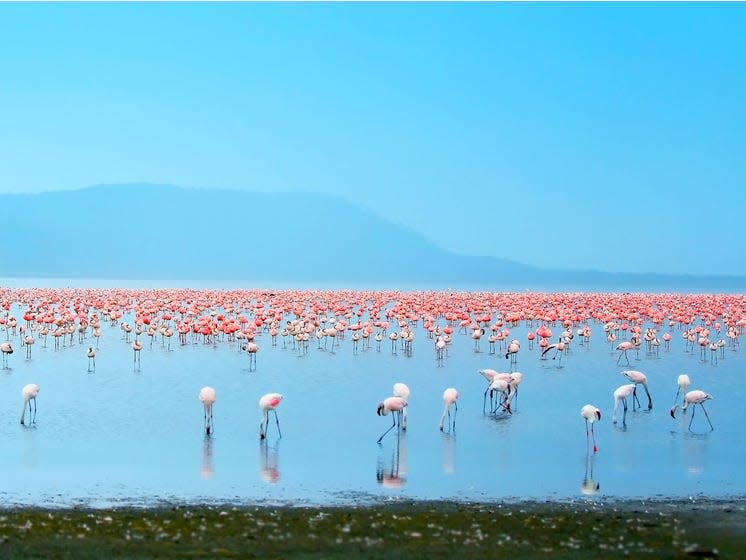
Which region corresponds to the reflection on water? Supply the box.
[377,434,407,488]
[441,433,456,475]
[684,433,708,476]
[260,440,280,484]
[22,427,38,470]
[580,451,599,495]
[200,435,214,479]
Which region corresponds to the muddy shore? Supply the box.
[1,499,743,559]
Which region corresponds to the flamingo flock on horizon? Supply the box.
[1,288,739,451]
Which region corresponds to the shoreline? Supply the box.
[2,499,743,559]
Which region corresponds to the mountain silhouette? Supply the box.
[2,184,744,290]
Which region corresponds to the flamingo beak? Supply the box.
[377,403,384,416]
[669,406,677,419]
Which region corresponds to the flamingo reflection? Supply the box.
[259,440,280,484]
[441,432,456,475]
[376,433,407,488]
[200,435,214,479]
[580,450,600,495]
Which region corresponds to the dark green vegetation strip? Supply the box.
[0,500,742,559]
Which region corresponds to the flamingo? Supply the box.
[87,347,96,371]
[540,338,566,365]
[393,383,410,430]
[132,339,143,369]
[439,387,458,432]
[245,341,258,370]
[376,396,407,443]
[507,371,523,409]
[671,390,713,432]
[1,341,12,369]
[505,339,520,368]
[199,386,216,435]
[23,335,34,359]
[612,383,636,425]
[615,341,636,365]
[20,383,39,425]
[621,370,653,410]
[581,404,601,453]
[670,374,691,414]
[478,368,511,412]
[259,392,283,440]
[488,377,511,414]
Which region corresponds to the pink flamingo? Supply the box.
[439,388,458,432]
[393,383,410,430]
[671,390,713,432]
[87,347,96,371]
[478,368,511,412]
[132,339,143,369]
[259,393,282,439]
[488,377,511,414]
[20,383,39,425]
[612,383,636,425]
[581,404,601,453]
[541,338,566,366]
[376,396,407,443]
[670,374,691,414]
[615,340,636,365]
[505,339,520,368]
[245,341,258,370]
[199,386,216,435]
[1,341,12,369]
[23,335,34,359]
[621,370,653,410]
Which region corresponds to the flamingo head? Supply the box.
[376,402,385,416]
[595,409,601,421]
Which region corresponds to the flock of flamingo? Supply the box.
[1,287,743,450]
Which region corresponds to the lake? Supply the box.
[0,283,743,508]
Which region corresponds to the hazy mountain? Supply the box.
[2,184,744,291]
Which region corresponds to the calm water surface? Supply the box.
[1,284,743,507]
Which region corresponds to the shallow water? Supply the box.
[0,294,743,508]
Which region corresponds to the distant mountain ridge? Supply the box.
[2,184,745,290]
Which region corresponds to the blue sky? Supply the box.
[1,3,744,276]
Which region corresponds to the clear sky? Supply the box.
[1,3,744,276]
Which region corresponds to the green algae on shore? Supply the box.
[0,500,742,559]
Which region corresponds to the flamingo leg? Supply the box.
[642,385,653,410]
[452,402,458,431]
[377,414,398,444]
[700,403,714,431]
[632,388,640,411]
[273,409,282,439]
[688,404,697,431]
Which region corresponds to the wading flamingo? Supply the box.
[621,370,653,410]
[393,382,410,430]
[20,383,39,425]
[439,387,458,432]
[132,339,143,369]
[259,393,283,440]
[1,341,13,369]
[540,338,566,366]
[671,390,713,432]
[670,374,691,414]
[616,341,637,365]
[23,335,34,359]
[199,386,216,435]
[612,383,636,425]
[87,347,96,371]
[581,404,601,453]
[376,396,407,443]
